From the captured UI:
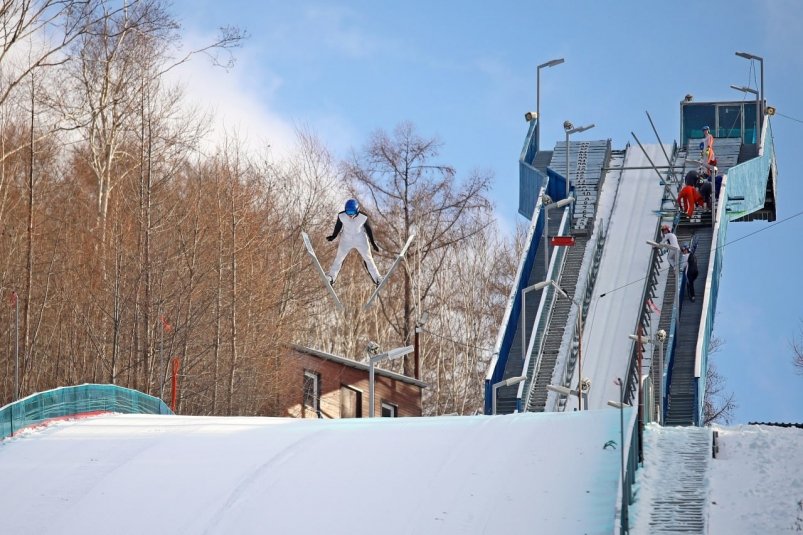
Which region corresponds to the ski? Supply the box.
[301,231,344,312]
[364,233,416,310]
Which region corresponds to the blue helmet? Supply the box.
[702,125,710,132]
[344,199,359,216]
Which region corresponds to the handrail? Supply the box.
[618,407,640,534]
[1,384,173,440]
[484,183,547,413]
[518,207,571,410]
[624,233,663,408]
[547,224,606,412]
[693,173,730,423]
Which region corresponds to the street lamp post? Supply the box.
[629,333,663,425]
[492,375,527,415]
[543,195,575,278]
[551,283,585,410]
[11,291,19,401]
[538,279,586,410]
[564,121,595,199]
[736,51,764,135]
[536,58,565,150]
[614,377,629,533]
[414,311,429,381]
[369,346,414,417]
[730,85,760,144]
[520,280,552,355]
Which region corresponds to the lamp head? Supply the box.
[563,120,574,131]
[539,58,565,69]
[524,111,537,122]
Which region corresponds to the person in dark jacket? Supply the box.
[681,244,699,302]
[698,178,713,209]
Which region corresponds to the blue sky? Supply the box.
[172,0,803,424]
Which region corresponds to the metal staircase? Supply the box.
[525,236,588,412]
[635,425,712,534]
[665,221,713,426]
[494,205,563,414]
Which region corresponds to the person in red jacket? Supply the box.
[678,184,704,218]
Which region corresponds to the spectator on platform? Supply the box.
[660,224,680,269]
[681,243,699,303]
[678,184,704,218]
[701,125,716,165]
[698,179,713,209]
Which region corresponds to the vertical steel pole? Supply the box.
[521,289,526,359]
[14,291,19,402]
[618,378,628,532]
[759,58,764,136]
[565,131,570,199]
[369,358,375,417]
[755,93,760,144]
[577,302,583,411]
[544,206,550,276]
[536,68,541,150]
[658,341,664,425]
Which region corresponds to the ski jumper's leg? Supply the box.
[354,237,381,283]
[327,241,352,281]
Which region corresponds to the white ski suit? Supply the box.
[661,230,680,268]
[326,211,381,284]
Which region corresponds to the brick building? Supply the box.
[283,345,425,419]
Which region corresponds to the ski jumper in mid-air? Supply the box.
[326,199,382,286]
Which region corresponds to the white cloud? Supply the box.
[165,30,297,159]
[302,5,377,59]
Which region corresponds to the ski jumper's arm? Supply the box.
[326,214,344,241]
[363,218,379,251]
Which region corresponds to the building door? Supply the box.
[340,385,362,418]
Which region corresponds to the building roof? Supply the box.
[291,344,427,388]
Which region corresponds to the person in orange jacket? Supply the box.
[700,125,716,165]
[678,184,704,218]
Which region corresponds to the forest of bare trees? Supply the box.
[0,1,513,416]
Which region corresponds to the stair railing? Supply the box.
[548,224,606,412]
[518,208,571,411]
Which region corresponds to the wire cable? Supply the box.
[597,208,803,300]
[775,112,803,124]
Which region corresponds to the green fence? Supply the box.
[1,384,172,440]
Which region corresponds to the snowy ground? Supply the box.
[0,410,630,535]
[632,422,803,534]
[707,425,803,533]
[2,410,799,534]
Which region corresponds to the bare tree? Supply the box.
[792,321,803,375]
[422,225,510,415]
[343,122,493,376]
[704,335,737,425]
[0,1,113,111]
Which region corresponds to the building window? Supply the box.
[380,401,397,418]
[303,371,320,417]
[340,385,362,418]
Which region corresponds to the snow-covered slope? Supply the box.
[0,410,631,535]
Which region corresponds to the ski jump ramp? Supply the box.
[579,144,669,410]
